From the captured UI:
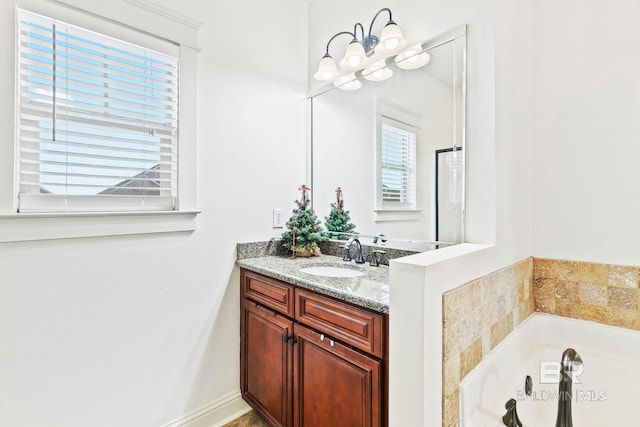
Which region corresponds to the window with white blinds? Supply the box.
[17,9,179,213]
[379,120,417,208]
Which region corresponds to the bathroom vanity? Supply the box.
[238,255,389,427]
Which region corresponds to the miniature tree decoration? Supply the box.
[281,185,327,257]
[324,187,356,240]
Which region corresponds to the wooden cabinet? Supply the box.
[241,299,293,427]
[240,269,387,427]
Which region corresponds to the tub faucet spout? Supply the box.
[555,348,583,427]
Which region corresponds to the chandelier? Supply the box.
[313,8,431,90]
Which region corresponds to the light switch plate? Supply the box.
[272,208,285,228]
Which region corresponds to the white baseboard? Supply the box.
[164,392,252,427]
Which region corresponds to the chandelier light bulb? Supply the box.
[339,40,370,71]
[374,21,408,56]
[385,38,399,51]
[333,73,362,91]
[407,53,424,64]
[404,47,420,58]
[363,60,393,82]
[395,45,431,70]
[314,54,338,81]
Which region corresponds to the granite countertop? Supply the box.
[237,254,390,314]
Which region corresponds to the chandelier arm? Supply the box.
[353,23,365,42]
[367,7,392,39]
[325,31,357,56]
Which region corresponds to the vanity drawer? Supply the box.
[241,270,295,317]
[295,288,385,359]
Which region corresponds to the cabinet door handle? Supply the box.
[329,339,334,347]
[283,335,297,345]
[320,334,325,341]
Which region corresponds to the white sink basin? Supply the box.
[300,265,365,278]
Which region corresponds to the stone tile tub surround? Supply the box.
[533,258,640,330]
[442,257,640,426]
[442,258,534,427]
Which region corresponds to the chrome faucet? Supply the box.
[342,237,365,264]
[555,348,583,427]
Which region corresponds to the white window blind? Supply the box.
[380,121,417,208]
[17,9,179,213]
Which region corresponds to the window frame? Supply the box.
[16,8,180,213]
[0,0,201,242]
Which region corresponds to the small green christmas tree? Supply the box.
[324,187,356,240]
[281,185,327,257]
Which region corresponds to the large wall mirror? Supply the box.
[308,26,466,251]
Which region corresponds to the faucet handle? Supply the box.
[341,244,352,262]
[369,250,386,266]
[373,234,387,244]
[502,398,522,427]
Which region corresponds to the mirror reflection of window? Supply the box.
[375,101,421,211]
[379,120,417,208]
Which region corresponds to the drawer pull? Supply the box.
[319,333,334,346]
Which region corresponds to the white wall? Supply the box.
[0,0,308,425]
[532,0,640,266]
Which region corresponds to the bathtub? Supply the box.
[460,313,640,426]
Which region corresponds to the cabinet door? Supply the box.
[293,323,382,427]
[241,299,294,427]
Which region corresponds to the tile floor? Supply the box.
[223,410,269,427]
